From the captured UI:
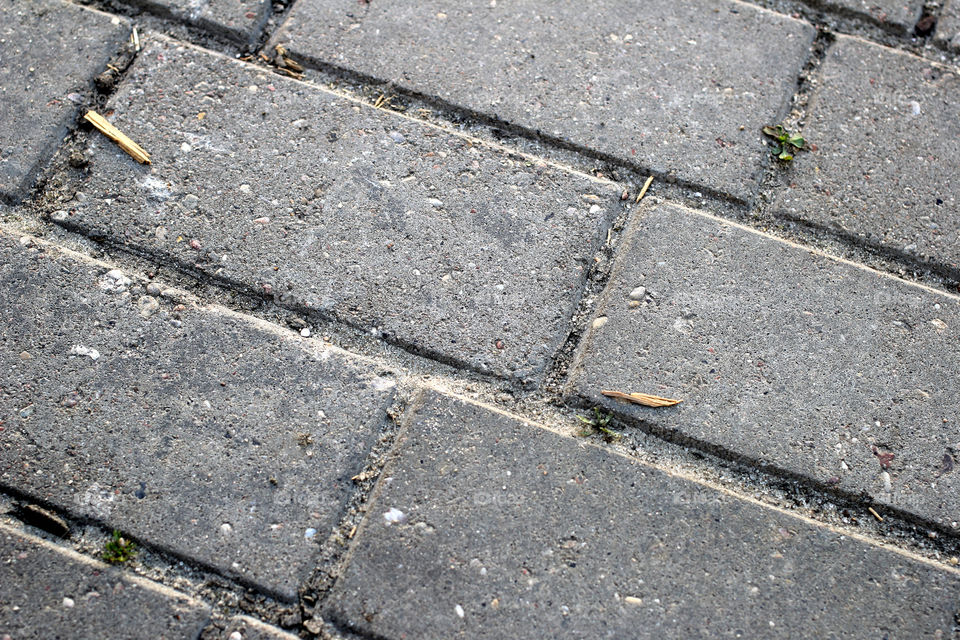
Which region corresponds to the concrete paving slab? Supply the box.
[0,231,396,600]
[0,0,129,202]
[935,0,960,49]
[0,523,210,640]
[272,0,814,203]
[769,35,960,268]
[814,0,923,30]
[566,203,960,530]
[117,0,270,44]
[60,37,621,379]
[326,390,960,639]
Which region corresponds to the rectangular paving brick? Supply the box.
[59,37,621,380]
[326,390,960,639]
[272,0,814,202]
[812,0,922,30]
[118,0,270,44]
[0,231,395,600]
[0,523,210,639]
[769,35,960,270]
[567,203,960,531]
[935,0,960,49]
[0,0,129,202]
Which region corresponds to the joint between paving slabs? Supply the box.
[742,0,951,48]
[0,488,299,631]
[296,389,419,636]
[563,391,960,563]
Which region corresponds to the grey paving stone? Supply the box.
[566,203,960,530]
[0,523,210,640]
[272,0,814,203]
[935,0,960,49]
[326,390,960,639]
[812,0,922,30]
[61,37,621,379]
[0,0,129,202]
[118,0,270,44]
[0,231,396,600]
[217,615,300,639]
[769,35,960,268]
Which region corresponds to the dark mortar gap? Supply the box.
[0,482,295,604]
[45,217,522,384]
[299,403,410,630]
[73,0,259,53]
[774,211,960,287]
[277,53,750,208]
[565,393,960,545]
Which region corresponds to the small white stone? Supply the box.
[220,523,233,535]
[62,597,75,608]
[229,632,243,640]
[592,316,608,329]
[628,286,646,300]
[383,508,407,525]
[300,328,311,337]
[589,204,601,214]
[70,345,101,360]
[455,604,465,618]
[239,184,251,194]
[180,142,192,153]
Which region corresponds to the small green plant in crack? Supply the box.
[576,407,620,442]
[103,530,138,564]
[762,125,805,161]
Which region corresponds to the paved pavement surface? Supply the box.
[0,0,128,202]
[567,202,960,530]
[938,0,960,49]
[60,36,620,379]
[0,523,210,639]
[274,0,814,202]
[0,230,395,600]
[326,390,960,639]
[770,34,960,268]
[1,0,959,638]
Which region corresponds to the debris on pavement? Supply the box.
[601,389,681,407]
[635,175,654,203]
[84,110,151,164]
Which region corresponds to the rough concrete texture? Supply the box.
[567,203,960,530]
[0,523,210,639]
[117,0,270,44]
[327,390,960,639]
[0,0,129,202]
[217,615,300,639]
[814,0,923,30]
[769,35,960,267]
[0,231,396,600]
[60,37,620,379]
[272,0,814,203]
[935,0,960,49]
